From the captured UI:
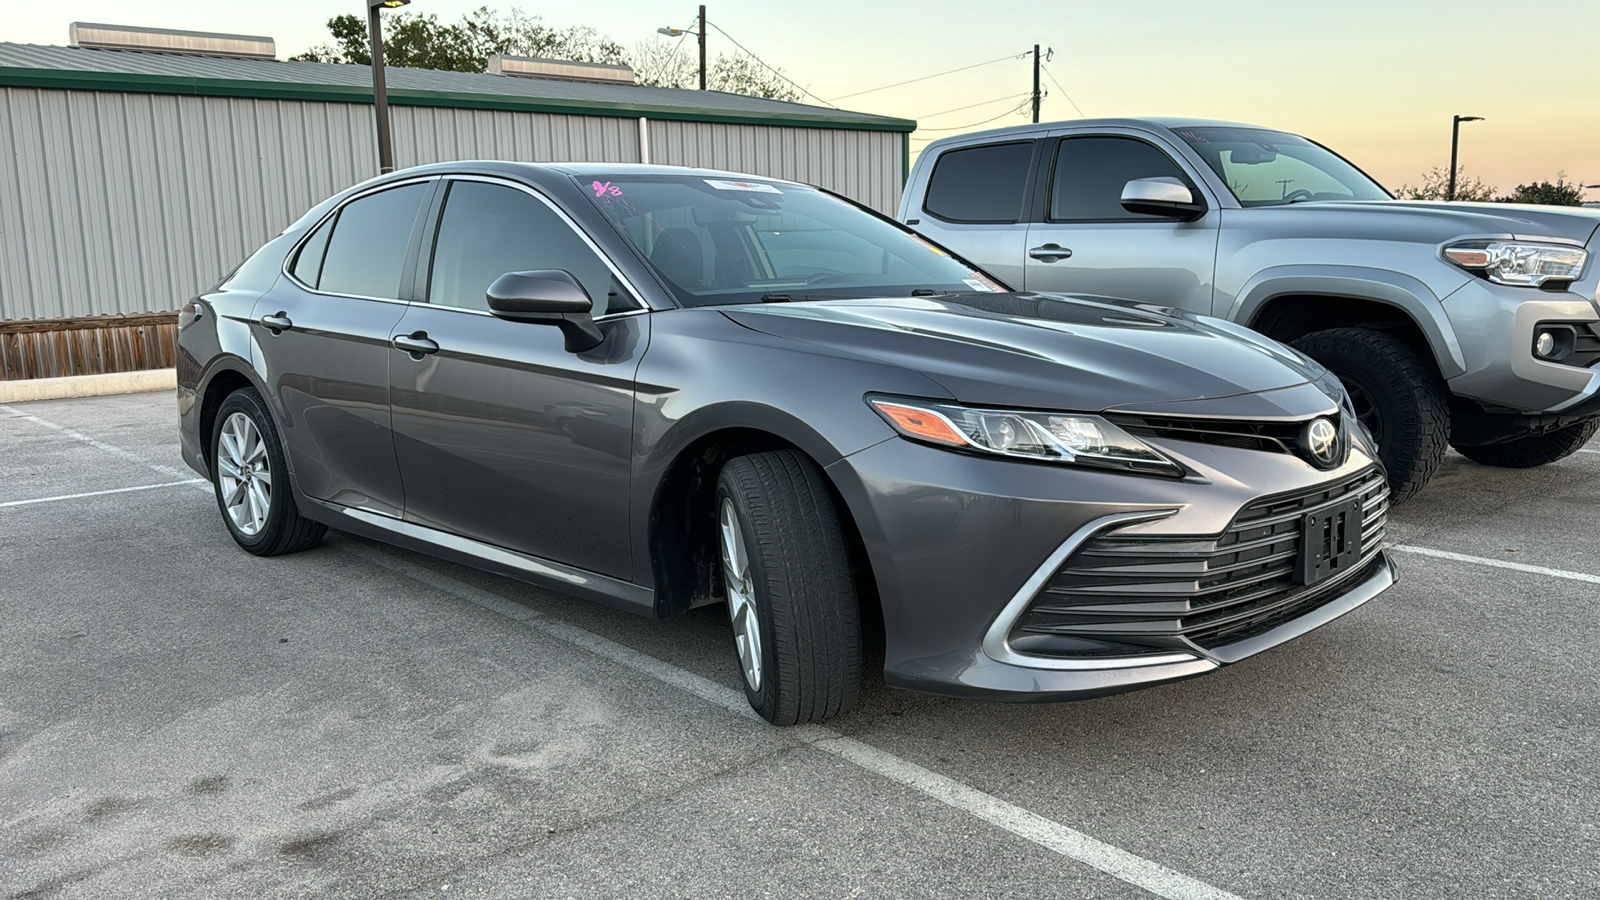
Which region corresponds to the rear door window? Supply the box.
[427,180,631,316]
[1049,137,1195,221]
[923,141,1035,223]
[290,216,334,288]
[317,183,429,299]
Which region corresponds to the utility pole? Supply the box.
[1031,44,1041,123]
[698,5,707,91]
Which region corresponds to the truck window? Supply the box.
[923,141,1034,224]
[1050,137,1195,222]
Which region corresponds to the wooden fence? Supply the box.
[0,313,179,381]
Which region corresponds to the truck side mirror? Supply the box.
[1121,177,1205,220]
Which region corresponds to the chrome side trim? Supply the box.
[342,507,588,585]
[981,508,1202,671]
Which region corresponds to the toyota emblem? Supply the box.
[1303,417,1340,467]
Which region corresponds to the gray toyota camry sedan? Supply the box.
[177,161,1396,725]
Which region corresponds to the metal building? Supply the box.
[0,28,914,326]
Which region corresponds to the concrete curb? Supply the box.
[0,368,177,403]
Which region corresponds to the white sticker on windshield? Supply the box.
[704,179,783,194]
[963,279,996,293]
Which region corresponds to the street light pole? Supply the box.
[657,7,707,91]
[367,0,411,175]
[1448,114,1484,201]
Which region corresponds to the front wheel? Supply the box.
[211,388,327,556]
[1454,419,1600,468]
[715,450,861,725]
[1291,327,1450,504]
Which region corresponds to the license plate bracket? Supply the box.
[1298,496,1364,586]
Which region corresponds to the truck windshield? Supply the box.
[581,175,1005,307]
[1173,127,1391,207]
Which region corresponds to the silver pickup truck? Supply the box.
[900,118,1600,501]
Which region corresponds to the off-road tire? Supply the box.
[1292,327,1450,505]
[715,450,861,725]
[1454,419,1600,468]
[212,388,327,556]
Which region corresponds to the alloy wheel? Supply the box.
[719,498,763,692]
[217,411,272,537]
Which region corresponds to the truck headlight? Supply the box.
[1444,240,1587,287]
[867,396,1183,477]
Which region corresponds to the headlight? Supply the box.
[1444,240,1587,287]
[867,396,1183,477]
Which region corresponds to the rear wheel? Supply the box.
[715,450,861,725]
[1454,419,1600,468]
[1291,327,1450,504]
[211,388,327,556]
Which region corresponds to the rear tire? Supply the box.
[211,388,327,556]
[1454,419,1600,468]
[715,450,861,725]
[1291,327,1450,505]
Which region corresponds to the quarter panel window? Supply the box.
[1050,137,1194,222]
[428,181,628,315]
[317,184,428,299]
[290,215,335,289]
[923,141,1034,223]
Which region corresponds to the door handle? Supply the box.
[259,312,293,333]
[393,331,441,359]
[1028,244,1073,261]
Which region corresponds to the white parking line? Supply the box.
[341,540,1246,900]
[2,404,209,490]
[0,479,206,509]
[1387,544,1600,585]
[1578,447,1599,455]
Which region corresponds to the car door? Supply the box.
[386,176,648,579]
[904,138,1040,289]
[1022,132,1221,312]
[252,179,435,517]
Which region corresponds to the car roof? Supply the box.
[366,160,805,193]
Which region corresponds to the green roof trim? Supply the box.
[0,65,918,133]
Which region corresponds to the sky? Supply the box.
[8,0,1599,199]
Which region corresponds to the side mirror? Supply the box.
[1120,177,1205,220]
[486,270,605,352]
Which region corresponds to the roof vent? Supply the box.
[69,22,276,60]
[488,55,634,85]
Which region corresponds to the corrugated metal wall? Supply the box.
[647,121,903,215]
[0,86,902,322]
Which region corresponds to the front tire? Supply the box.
[1291,327,1450,504]
[1454,419,1600,468]
[715,451,861,725]
[211,388,327,556]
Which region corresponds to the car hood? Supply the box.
[722,293,1329,414]
[1263,200,1600,245]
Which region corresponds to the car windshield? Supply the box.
[581,175,1006,307]
[1173,127,1391,207]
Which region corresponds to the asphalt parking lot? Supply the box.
[3,390,1598,899]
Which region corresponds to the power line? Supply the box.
[827,53,1026,103]
[916,92,1031,121]
[1039,63,1086,118]
[704,21,836,107]
[911,101,1032,137]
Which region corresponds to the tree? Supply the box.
[291,6,626,72]
[628,39,800,101]
[1497,175,1585,207]
[289,5,802,101]
[1394,166,1497,201]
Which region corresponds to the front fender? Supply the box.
[1227,265,1467,378]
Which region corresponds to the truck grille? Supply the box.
[1009,468,1387,657]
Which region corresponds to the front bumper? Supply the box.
[825,434,1395,701]
[1441,278,1600,414]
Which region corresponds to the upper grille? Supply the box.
[1009,467,1388,658]
[1109,411,1345,468]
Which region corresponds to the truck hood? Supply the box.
[1264,200,1600,246]
[722,293,1330,414]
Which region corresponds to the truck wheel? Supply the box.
[1291,327,1449,504]
[715,450,861,725]
[211,388,328,556]
[1454,419,1600,468]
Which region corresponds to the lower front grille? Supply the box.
[1009,467,1388,658]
